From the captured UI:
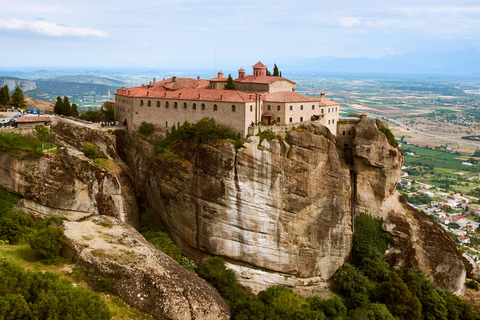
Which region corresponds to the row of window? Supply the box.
[139,100,240,112]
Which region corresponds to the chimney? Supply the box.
[198,93,201,99]
[218,71,224,78]
[164,92,167,97]
[122,86,124,89]
[321,93,325,98]
[128,90,131,95]
[360,114,367,118]
[153,78,156,83]
[292,88,295,92]
[117,89,120,93]
[147,91,149,96]
[197,76,200,80]
[172,76,177,83]
[220,95,223,100]
[179,92,182,98]
[149,81,152,85]
[249,94,252,100]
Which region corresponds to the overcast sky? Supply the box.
[1,0,479,68]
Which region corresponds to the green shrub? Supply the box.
[379,127,398,148]
[0,211,36,244]
[353,212,391,267]
[256,129,278,142]
[139,121,155,137]
[83,142,99,159]
[0,261,111,319]
[28,225,67,263]
[467,279,479,291]
[143,230,182,262]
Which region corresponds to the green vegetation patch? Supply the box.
[156,117,243,155]
[379,127,398,148]
[83,142,99,160]
[0,132,52,159]
[0,260,111,319]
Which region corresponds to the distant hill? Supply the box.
[33,80,118,97]
[48,75,125,87]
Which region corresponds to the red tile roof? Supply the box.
[265,91,321,103]
[253,61,267,68]
[105,100,115,104]
[238,68,245,71]
[15,116,52,123]
[234,75,295,85]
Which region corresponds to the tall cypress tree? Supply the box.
[224,74,237,90]
[11,86,25,108]
[54,96,63,114]
[0,85,9,106]
[62,96,71,116]
[273,64,279,76]
[70,103,79,117]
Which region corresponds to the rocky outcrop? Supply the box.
[137,119,467,295]
[62,215,230,320]
[0,146,139,227]
[0,77,36,92]
[463,253,480,281]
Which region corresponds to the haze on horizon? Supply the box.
[1,0,480,70]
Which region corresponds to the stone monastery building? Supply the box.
[114,62,339,137]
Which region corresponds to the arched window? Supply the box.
[140,100,144,106]
[312,105,315,110]
[300,117,303,122]
[289,105,293,111]
[328,108,330,113]
[289,117,293,123]
[213,104,217,111]
[300,105,303,110]
[165,101,169,108]
[232,105,236,112]
[343,131,346,135]
[174,102,178,109]
[147,100,151,107]
[277,117,280,123]
[250,105,253,112]
[193,103,196,110]
[183,102,187,109]
[321,108,324,114]
[335,107,337,112]
[268,105,271,110]
[156,101,160,108]
[201,103,206,110]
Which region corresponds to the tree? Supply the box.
[273,64,280,76]
[0,85,9,106]
[62,96,71,116]
[224,74,237,90]
[104,104,114,122]
[11,86,25,108]
[54,96,63,114]
[70,103,79,117]
[266,68,272,76]
[34,125,53,149]
[28,225,67,263]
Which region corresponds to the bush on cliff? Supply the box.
[0,132,47,159]
[139,121,154,137]
[379,127,398,148]
[156,117,243,154]
[83,142,99,159]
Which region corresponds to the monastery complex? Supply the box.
[114,62,340,137]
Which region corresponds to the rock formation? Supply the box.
[62,215,230,320]
[0,77,36,92]
[129,118,467,295]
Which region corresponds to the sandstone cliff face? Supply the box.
[0,77,36,92]
[143,123,350,295]
[0,145,138,227]
[62,215,230,320]
[135,119,467,295]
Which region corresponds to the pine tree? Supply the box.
[70,103,79,117]
[0,85,9,106]
[11,86,25,108]
[273,64,279,76]
[224,74,237,90]
[54,96,63,114]
[62,96,71,116]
